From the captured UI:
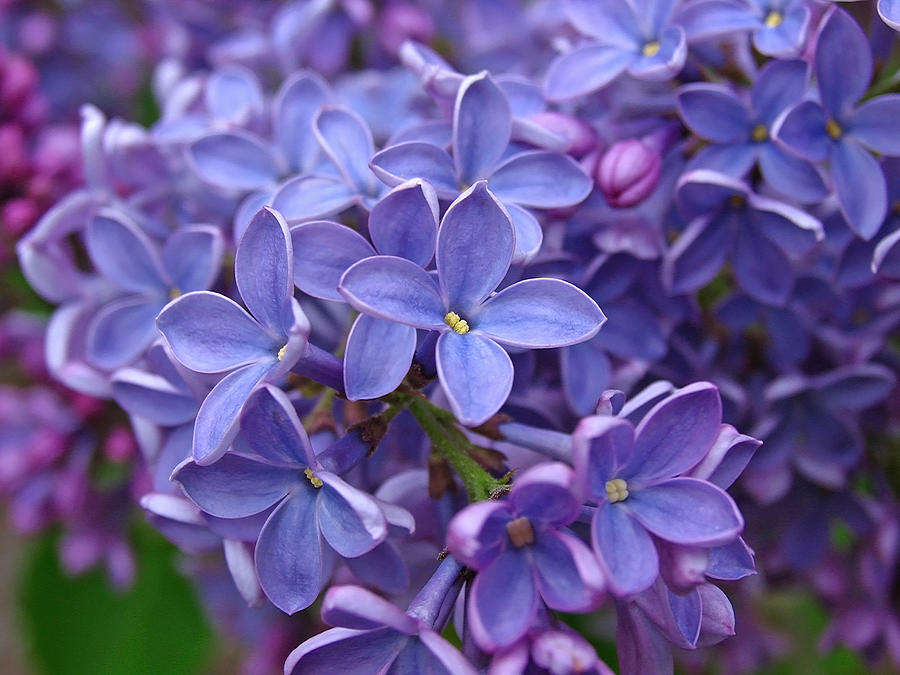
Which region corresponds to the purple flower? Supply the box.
[447,462,605,650]
[284,558,476,674]
[773,8,900,239]
[573,383,745,596]
[338,182,605,425]
[544,0,687,101]
[173,385,411,613]
[490,624,614,675]
[157,206,310,464]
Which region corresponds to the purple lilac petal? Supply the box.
[339,256,446,329]
[880,0,900,30]
[188,131,282,191]
[86,210,166,293]
[285,627,406,675]
[815,8,872,119]
[474,278,605,348]
[343,315,416,401]
[592,501,659,596]
[509,463,579,526]
[562,341,612,417]
[565,0,641,45]
[88,297,164,369]
[256,488,328,614]
[732,223,793,305]
[689,425,761,490]
[675,0,760,40]
[321,585,418,633]
[627,25,686,81]
[436,183,514,312]
[772,101,829,162]
[446,500,514,569]
[239,385,313,466]
[757,143,827,203]
[616,596,674,674]
[436,331,514,426]
[873,228,900,277]
[368,180,439,267]
[316,472,388,558]
[621,382,722,483]
[291,221,375,301]
[111,369,197,426]
[488,151,593,209]
[314,107,377,194]
[470,549,538,650]
[706,538,756,581]
[369,142,460,196]
[677,84,749,143]
[157,291,279,373]
[453,73,512,184]
[573,416,635,499]
[173,454,296,518]
[418,630,479,674]
[748,193,824,250]
[815,364,897,411]
[162,226,224,294]
[272,175,359,222]
[849,95,900,156]
[664,215,733,294]
[235,207,294,335]
[831,140,888,240]
[531,530,604,612]
[192,361,271,465]
[626,478,743,546]
[544,45,634,101]
[594,298,666,361]
[505,204,544,262]
[344,542,410,595]
[752,59,808,125]
[274,71,332,173]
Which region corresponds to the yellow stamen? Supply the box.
[277,345,287,360]
[729,193,746,209]
[826,119,843,140]
[642,41,661,57]
[506,516,535,548]
[751,123,768,142]
[304,467,323,488]
[444,311,470,334]
[169,287,182,300]
[606,478,629,503]
[764,11,783,28]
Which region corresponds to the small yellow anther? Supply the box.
[642,41,661,57]
[304,467,323,488]
[826,119,843,140]
[444,312,470,335]
[169,287,182,300]
[751,124,768,143]
[506,516,535,548]
[277,345,287,360]
[764,11,783,28]
[729,193,746,210]
[606,478,629,503]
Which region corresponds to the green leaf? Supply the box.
[18,525,217,675]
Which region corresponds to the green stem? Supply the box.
[406,398,500,502]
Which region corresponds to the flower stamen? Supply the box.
[764,11,783,28]
[506,516,535,547]
[826,119,843,140]
[751,123,768,142]
[444,311,470,334]
[606,478,629,503]
[642,41,661,57]
[277,344,288,360]
[304,467,323,488]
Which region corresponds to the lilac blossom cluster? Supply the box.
[6,0,900,673]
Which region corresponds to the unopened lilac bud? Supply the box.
[0,124,29,182]
[596,138,661,208]
[2,197,39,237]
[0,54,38,111]
[529,112,598,157]
[60,530,103,575]
[378,2,434,55]
[104,427,136,462]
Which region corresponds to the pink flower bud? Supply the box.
[596,138,661,208]
[104,427,136,463]
[378,2,434,55]
[2,197,39,237]
[529,112,598,157]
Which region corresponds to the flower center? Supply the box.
[764,11,782,28]
[169,287,182,300]
[277,344,288,360]
[729,193,746,209]
[825,119,843,140]
[304,467,323,488]
[506,516,535,548]
[751,123,768,142]
[642,41,660,57]
[444,311,470,334]
[605,478,629,503]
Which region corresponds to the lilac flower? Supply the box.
[665,169,823,306]
[174,385,411,613]
[489,621,614,674]
[544,0,687,101]
[371,72,592,261]
[157,206,310,464]
[284,558,476,674]
[83,209,224,370]
[677,0,811,57]
[573,383,745,596]
[676,58,827,202]
[338,182,605,425]
[773,8,900,239]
